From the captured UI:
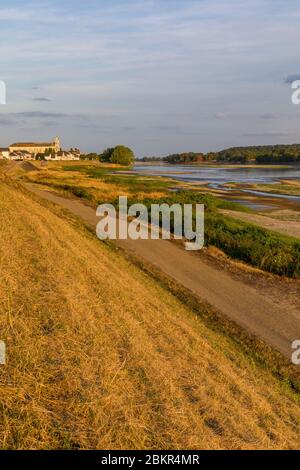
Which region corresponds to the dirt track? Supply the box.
[25,183,300,359]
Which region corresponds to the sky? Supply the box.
[0,0,300,157]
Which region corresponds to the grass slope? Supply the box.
[0,180,300,449]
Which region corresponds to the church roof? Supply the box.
[10,142,55,148]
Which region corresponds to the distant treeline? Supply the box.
[217,145,300,163]
[140,153,205,163]
[141,145,300,164]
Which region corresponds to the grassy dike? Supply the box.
[0,175,300,449]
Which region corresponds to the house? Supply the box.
[0,148,9,159]
[45,149,80,161]
[9,152,22,161]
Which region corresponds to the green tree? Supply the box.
[100,148,114,162]
[110,146,135,166]
[85,153,99,161]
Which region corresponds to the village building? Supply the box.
[9,137,61,156]
[0,148,9,159]
[0,138,81,161]
[45,149,80,161]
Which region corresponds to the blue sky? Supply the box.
[0,0,300,156]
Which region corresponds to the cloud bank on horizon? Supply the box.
[0,0,299,156]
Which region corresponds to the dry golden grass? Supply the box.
[23,167,168,203]
[42,160,117,169]
[0,180,300,450]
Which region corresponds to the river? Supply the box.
[133,163,300,210]
[133,164,300,185]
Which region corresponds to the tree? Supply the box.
[85,153,99,161]
[100,148,114,162]
[44,148,56,159]
[110,146,135,166]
